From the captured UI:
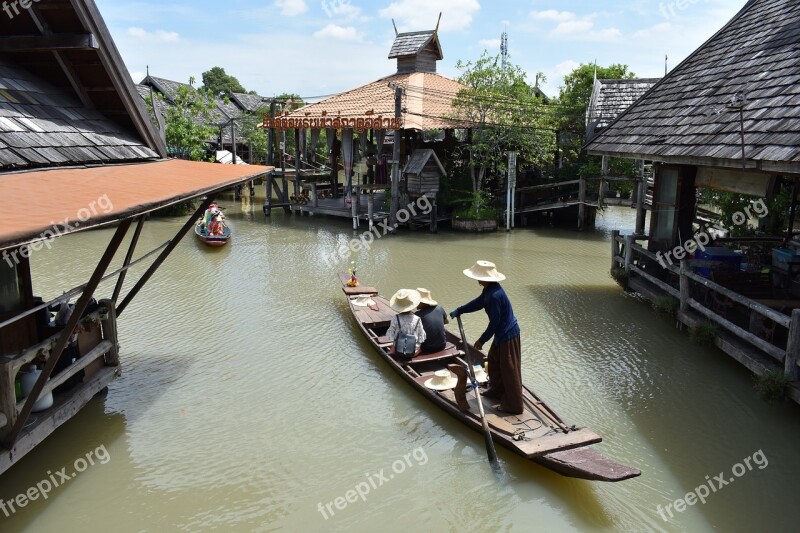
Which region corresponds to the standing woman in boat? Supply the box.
[450,261,523,415]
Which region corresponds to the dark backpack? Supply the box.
[393,315,417,360]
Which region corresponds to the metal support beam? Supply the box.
[116,197,216,317]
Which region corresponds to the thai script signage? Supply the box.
[262,115,403,130]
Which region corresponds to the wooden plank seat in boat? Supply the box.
[339,272,378,296]
[409,343,460,364]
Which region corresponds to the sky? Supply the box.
[95,0,747,101]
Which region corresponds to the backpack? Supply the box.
[393,315,417,360]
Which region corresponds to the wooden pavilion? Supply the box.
[587,0,800,402]
[262,21,464,231]
[0,0,269,474]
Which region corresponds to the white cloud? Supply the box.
[321,0,361,19]
[126,27,179,42]
[479,38,501,49]
[313,24,363,42]
[634,22,672,39]
[531,10,575,22]
[379,0,479,32]
[275,0,308,17]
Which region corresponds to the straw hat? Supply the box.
[463,260,506,282]
[416,288,437,306]
[352,295,376,307]
[473,365,489,383]
[389,289,421,313]
[424,369,458,390]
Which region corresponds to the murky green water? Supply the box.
[2,198,799,532]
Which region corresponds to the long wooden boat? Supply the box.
[195,222,230,246]
[339,274,641,482]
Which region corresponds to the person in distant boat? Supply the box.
[386,289,426,358]
[450,261,522,415]
[208,212,225,236]
[202,203,218,231]
[415,288,449,354]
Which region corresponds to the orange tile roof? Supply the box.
[283,72,465,131]
[2,159,270,250]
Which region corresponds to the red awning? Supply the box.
[2,159,271,250]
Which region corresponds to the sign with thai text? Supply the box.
[262,116,403,130]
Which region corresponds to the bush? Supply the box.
[689,322,717,345]
[753,369,789,404]
[652,296,677,315]
[610,267,629,290]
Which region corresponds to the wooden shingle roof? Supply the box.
[586,0,800,174]
[231,93,269,113]
[388,30,442,60]
[0,59,158,170]
[585,78,659,140]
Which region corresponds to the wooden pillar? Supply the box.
[99,299,119,367]
[293,129,301,206]
[679,260,689,315]
[330,130,339,199]
[635,175,646,236]
[785,308,800,380]
[368,190,374,230]
[611,230,620,271]
[389,86,403,231]
[430,198,437,233]
[264,172,272,216]
[624,234,634,274]
[267,101,276,166]
[577,177,587,230]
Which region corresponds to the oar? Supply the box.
[456,315,498,465]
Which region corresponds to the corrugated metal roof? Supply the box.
[0,59,159,170]
[2,159,270,250]
[586,0,800,173]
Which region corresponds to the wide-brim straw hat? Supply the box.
[352,295,376,307]
[424,369,458,390]
[416,288,437,306]
[390,289,421,313]
[473,365,489,383]
[463,260,506,282]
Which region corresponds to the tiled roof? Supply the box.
[586,78,659,139]
[388,31,439,58]
[0,59,159,170]
[231,93,269,112]
[286,72,464,130]
[142,75,192,104]
[586,0,800,174]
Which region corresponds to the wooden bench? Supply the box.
[409,342,460,365]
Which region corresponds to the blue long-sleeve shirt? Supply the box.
[457,282,519,345]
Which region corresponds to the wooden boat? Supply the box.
[339,274,641,482]
[195,222,230,246]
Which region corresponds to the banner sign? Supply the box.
[262,115,402,131]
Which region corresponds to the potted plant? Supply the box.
[451,190,498,232]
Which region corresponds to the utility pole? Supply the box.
[389,84,403,230]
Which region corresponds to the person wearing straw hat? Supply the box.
[386,289,426,358]
[415,288,449,354]
[449,260,522,415]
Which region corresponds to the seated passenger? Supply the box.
[386,289,426,359]
[415,288,449,354]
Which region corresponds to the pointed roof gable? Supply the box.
[388,30,442,60]
[586,78,659,141]
[586,0,800,174]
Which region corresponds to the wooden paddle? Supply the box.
[456,315,498,465]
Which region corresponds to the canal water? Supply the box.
[3,199,799,532]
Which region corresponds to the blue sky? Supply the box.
[95,0,746,100]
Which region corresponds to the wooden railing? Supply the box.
[0,299,119,439]
[612,231,799,379]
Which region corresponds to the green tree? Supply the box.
[146,82,217,161]
[450,52,555,217]
[555,63,636,178]
[201,66,247,97]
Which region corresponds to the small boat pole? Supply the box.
[456,316,498,465]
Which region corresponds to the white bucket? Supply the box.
[20,368,54,413]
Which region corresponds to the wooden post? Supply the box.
[98,299,119,367]
[785,308,800,380]
[624,234,634,274]
[267,101,276,166]
[293,129,301,206]
[577,177,586,230]
[330,130,339,199]
[389,86,403,231]
[430,198,437,233]
[368,190,374,230]
[611,230,620,271]
[264,171,272,216]
[352,175,358,229]
[679,259,689,315]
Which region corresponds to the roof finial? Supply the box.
[392,18,398,36]
[146,65,149,77]
[665,54,668,76]
[435,12,442,34]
